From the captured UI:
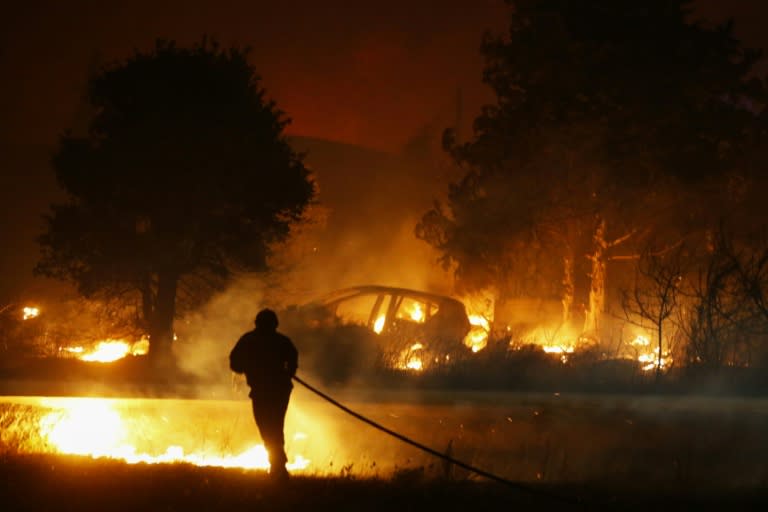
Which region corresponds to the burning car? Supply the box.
[279,286,473,383]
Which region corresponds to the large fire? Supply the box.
[36,397,310,471]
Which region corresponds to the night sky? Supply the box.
[1,0,766,301]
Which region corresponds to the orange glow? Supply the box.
[61,338,150,363]
[80,340,132,362]
[541,345,575,354]
[542,344,575,364]
[408,303,424,322]
[22,306,39,320]
[631,334,673,372]
[38,398,310,471]
[468,314,490,332]
[397,343,424,371]
[513,325,580,364]
[461,292,494,353]
[464,314,490,352]
[373,314,386,334]
[405,359,423,371]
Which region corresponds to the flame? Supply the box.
[504,331,674,371]
[405,359,423,371]
[512,325,579,363]
[22,306,40,320]
[631,335,672,372]
[461,291,494,353]
[38,398,310,471]
[373,314,385,334]
[464,314,490,352]
[80,340,132,362]
[542,344,575,364]
[65,338,150,363]
[408,303,424,322]
[468,314,490,332]
[397,343,424,371]
[541,345,575,354]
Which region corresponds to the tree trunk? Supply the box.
[561,251,574,326]
[141,274,153,333]
[656,319,663,383]
[584,217,607,337]
[148,270,178,366]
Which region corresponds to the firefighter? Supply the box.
[230,308,298,482]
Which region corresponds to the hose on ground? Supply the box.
[292,374,585,507]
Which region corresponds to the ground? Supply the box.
[2,363,768,510]
[2,453,768,511]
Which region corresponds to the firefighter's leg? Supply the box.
[253,395,290,475]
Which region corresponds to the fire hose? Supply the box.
[292,374,585,507]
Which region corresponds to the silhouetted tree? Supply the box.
[36,39,314,365]
[621,243,686,380]
[718,227,768,366]
[418,0,765,338]
[680,232,760,368]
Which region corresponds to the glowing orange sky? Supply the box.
[0,0,508,153]
[0,0,765,300]
[1,0,764,152]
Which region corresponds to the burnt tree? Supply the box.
[621,244,686,379]
[418,0,765,339]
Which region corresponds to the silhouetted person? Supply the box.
[230,308,298,482]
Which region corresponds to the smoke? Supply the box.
[174,137,459,394]
[292,216,453,297]
[283,136,456,297]
[173,275,266,395]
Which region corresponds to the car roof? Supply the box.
[313,285,466,308]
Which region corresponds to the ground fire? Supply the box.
[60,339,150,363]
[31,397,311,471]
[25,289,671,375]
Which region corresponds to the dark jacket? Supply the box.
[230,328,298,394]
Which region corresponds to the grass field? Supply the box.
[2,387,768,510]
